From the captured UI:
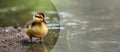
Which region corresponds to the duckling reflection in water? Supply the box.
[25,12,48,43]
[29,43,48,52]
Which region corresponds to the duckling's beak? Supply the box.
[43,19,47,24]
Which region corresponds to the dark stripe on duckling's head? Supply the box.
[36,12,45,18]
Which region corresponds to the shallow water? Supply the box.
[51,0,120,52]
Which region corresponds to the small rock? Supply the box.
[2,45,7,48]
[2,40,7,42]
[5,30,9,32]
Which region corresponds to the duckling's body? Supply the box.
[25,12,48,42]
[25,22,48,38]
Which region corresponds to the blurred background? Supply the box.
[0,0,59,27]
[51,0,120,52]
[1,0,120,52]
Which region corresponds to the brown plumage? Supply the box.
[24,12,48,42]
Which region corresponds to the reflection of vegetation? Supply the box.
[0,0,57,27]
[44,29,60,51]
[66,31,71,52]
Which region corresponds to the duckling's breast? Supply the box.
[31,23,48,37]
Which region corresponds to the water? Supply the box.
[51,0,120,52]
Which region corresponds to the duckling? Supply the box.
[24,12,48,43]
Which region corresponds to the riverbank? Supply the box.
[0,26,28,52]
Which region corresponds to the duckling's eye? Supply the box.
[35,15,41,18]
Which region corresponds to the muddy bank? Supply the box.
[0,26,28,52]
[0,25,60,52]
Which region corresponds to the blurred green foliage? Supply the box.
[0,0,57,27]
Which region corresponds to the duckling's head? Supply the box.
[33,12,45,23]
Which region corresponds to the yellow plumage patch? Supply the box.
[25,22,48,38]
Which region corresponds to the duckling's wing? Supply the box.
[24,20,35,28]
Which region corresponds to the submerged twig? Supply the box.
[66,31,71,52]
